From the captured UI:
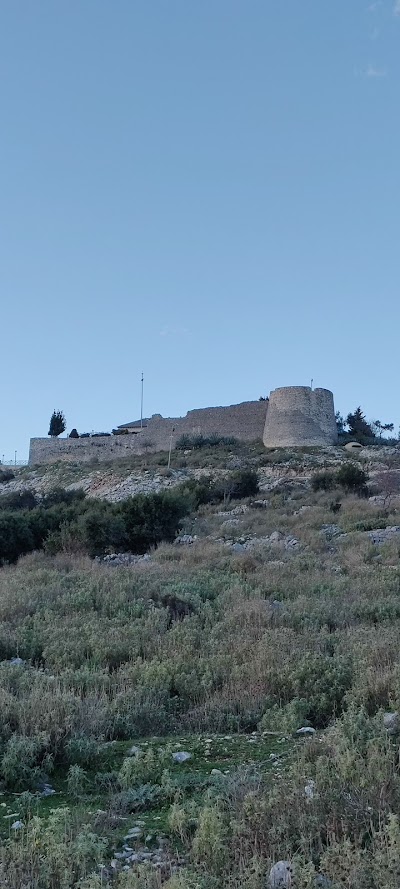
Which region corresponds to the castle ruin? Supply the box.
[28,386,337,466]
[263,386,337,448]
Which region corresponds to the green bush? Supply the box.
[119,747,172,788]
[0,513,35,564]
[336,463,368,496]
[1,734,46,791]
[176,434,237,450]
[0,468,15,483]
[294,654,353,727]
[0,490,37,511]
[65,735,100,766]
[311,471,337,492]
[228,469,259,499]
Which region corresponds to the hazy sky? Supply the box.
[1,1,399,461]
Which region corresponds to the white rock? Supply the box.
[172,751,191,763]
[383,712,400,735]
[269,860,295,887]
[305,779,317,800]
[296,726,316,736]
[11,820,24,830]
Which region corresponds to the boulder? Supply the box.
[383,711,400,735]
[269,860,295,888]
[172,751,191,763]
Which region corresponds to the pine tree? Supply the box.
[346,407,373,440]
[48,410,66,437]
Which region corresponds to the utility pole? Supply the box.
[140,373,144,428]
[168,427,175,470]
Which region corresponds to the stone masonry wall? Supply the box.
[29,400,267,466]
[263,386,337,448]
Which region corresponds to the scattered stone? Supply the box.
[305,779,317,800]
[314,876,333,888]
[124,827,142,840]
[320,524,342,539]
[383,712,400,735]
[250,499,269,509]
[296,726,316,736]
[218,505,249,517]
[11,821,24,831]
[174,534,197,545]
[269,860,295,888]
[367,527,400,545]
[9,657,25,666]
[98,553,151,566]
[172,751,192,763]
[210,768,222,775]
[128,745,141,756]
[40,784,56,798]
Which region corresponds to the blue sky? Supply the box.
[1,1,399,461]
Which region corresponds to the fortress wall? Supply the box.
[263,387,337,448]
[29,400,267,466]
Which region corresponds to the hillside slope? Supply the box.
[0,441,400,887]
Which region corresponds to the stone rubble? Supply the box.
[97,553,151,567]
[367,526,400,545]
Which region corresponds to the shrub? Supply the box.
[294,654,353,727]
[0,513,35,564]
[176,434,237,450]
[336,463,368,496]
[65,735,99,766]
[118,747,171,788]
[0,468,15,483]
[311,471,337,492]
[0,490,37,511]
[228,469,259,499]
[1,734,45,791]
[67,764,88,800]
[192,805,229,874]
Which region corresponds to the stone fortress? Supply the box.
[28,386,337,466]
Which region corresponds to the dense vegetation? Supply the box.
[0,444,400,886]
[0,470,259,564]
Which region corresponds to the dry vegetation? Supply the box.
[0,443,400,886]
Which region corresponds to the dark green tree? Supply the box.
[346,407,373,440]
[69,428,79,439]
[48,410,66,437]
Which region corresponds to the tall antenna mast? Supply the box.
[140,373,144,428]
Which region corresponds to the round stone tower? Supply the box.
[263,386,337,448]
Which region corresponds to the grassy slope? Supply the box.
[1,443,400,885]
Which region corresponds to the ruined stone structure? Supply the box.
[263,386,337,448]
[28,386,337,466]
[29,400,267,465]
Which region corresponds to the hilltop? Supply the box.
[3,439,400,504]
